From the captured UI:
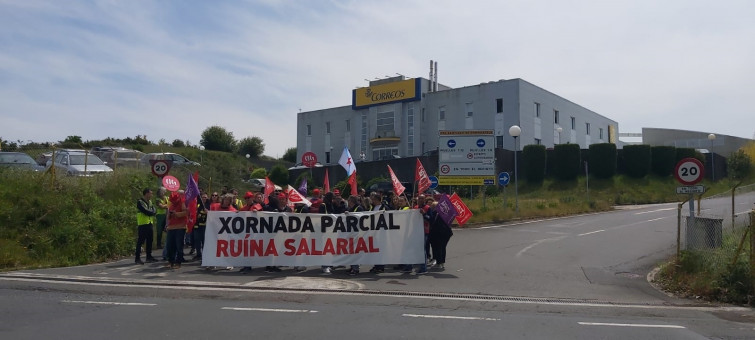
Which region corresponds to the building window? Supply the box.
[307,124,311,136]
[346,120,350,132]
[372,147,398,160]
[361,112,367,154]
[586,122,591,135]
[439,106,445,120]
[535,138,542,145]
[554,110,559,124]
[325,151,330,164]
[466,102,473,117]
[496,98,503,113]
[599,128,604,140]
[326,122,331,134]
[571,117,576,130]
[407,104,414,153]
[496,136,504,148]
[535,102,540,118]
[376,110,394,134]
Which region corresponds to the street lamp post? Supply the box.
[556,126,563,145]
[199,145,205,164]
[708,133,716,181]
[509,125,521,214]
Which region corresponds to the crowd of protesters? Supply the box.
[135,184,453,276]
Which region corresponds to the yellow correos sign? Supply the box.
[352,78,420,109]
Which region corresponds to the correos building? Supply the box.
[297,70,619,164]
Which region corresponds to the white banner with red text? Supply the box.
[202,210,425,267]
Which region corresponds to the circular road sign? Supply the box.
[498,172,510,186]
[301,151,318,168]
[429,176,439,189]
[440,164,451,174]
[162,175,181,192]
[150,160,171,177]
[674,158,704,185]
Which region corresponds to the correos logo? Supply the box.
[365,88,406,102]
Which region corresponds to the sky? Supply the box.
[1,0,754,157]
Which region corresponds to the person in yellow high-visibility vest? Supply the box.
[135,188,158,265]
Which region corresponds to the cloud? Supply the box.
[1,0,754,156]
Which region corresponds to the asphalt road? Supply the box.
[1,195,754,339]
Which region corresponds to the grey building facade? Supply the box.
[296,76,619,165]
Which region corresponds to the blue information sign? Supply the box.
[483,178,495,185]
[429,176,439,189]
[498,172,510,186]
[447,139,456,148]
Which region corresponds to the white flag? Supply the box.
[338,146,356,176]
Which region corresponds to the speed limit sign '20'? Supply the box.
[674,157,704,185]
[149,159,172,177]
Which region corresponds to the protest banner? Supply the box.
[202,210,425,267]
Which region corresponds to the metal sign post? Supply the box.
[674,158,704,250]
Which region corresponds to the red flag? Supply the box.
[286,185,312,207]
[264,176,276,205]
[348,172,357,196]
[323,168,330,193]
[415,159,431,194]
[387,165,405,196]
[449,193,473,226]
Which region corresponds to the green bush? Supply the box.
[651,146,676,177]
[623,145,651,178]
[588,143,617,179]
[675,147,697,163]
[553,144,581,181]
[522,144,546,184]
[0,170,152,269]
[268,164,290,187]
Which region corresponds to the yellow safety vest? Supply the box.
[156,196,169,215]
[136,199,156,226]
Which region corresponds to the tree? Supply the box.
[268,164,289,186]
[589,143,617,179]
[250,168,267,179]
[63,136,82,144]
[238,136,265,158]
[172,139,185,148]
[727,149,752,184]
[522,144,546,184]
[201,126,236,153]
[282,147,297,163]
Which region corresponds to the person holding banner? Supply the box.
[346,195,364,275]
[165,192,188,269]
[427,201,453,270]
[368,192,388,274]
[262,195,286,273]
[318,192,343,274]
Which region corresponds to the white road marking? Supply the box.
[222,307,317,313]
[645,217,665,222]
[3,275,749,312]
[403,313,499,321]
[62,300,156,306]
[578,322,685,329]
[516,236,567,257]
[634,208,676,215]
[578,230,605,237]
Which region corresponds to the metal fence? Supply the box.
[677,184,754,286]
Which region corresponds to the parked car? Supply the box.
[288,162,324,170]
[46,150,113,176]
[90,146,129,159]
[248,178,282,192]
[100,149,145,168]
[0,152,45,171]
[139,153,200,167]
